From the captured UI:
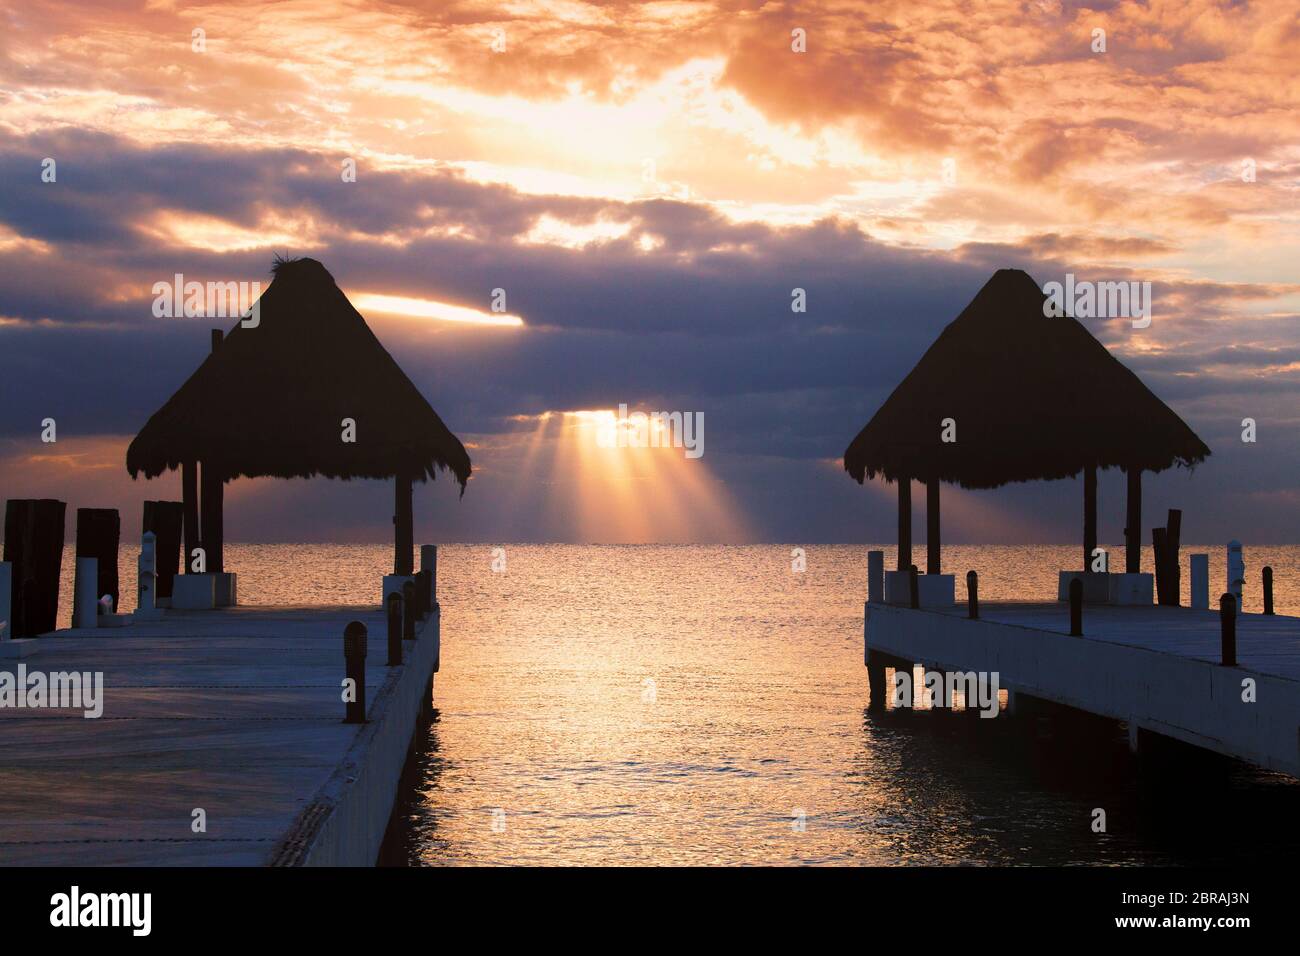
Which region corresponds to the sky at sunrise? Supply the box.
[0,0,1297,544]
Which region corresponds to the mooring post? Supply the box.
[967,570,979,619]
[1219,593,1237,666]
[908,564,919,609]
[0,561,10,640]
[402,579,417,641]
[420,544,437,607]
[343,620,367,723]
[1069,577,1083,636]
[1263,566,1274,616]
[386,592,402,666]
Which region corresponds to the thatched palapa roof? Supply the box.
[843,268,1209,489]
[127,258,471,489]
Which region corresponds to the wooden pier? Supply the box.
[0,606,438,866]
[865,600,1300,777]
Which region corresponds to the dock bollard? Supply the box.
[908,565,919,610]
[1263,566,1274,616]
[386,592,402,666]
[1069,578,1083,636]
[967,570,979,619]
[1219,593,1237,666]
[402,580,417,641]
[343,621,367,723]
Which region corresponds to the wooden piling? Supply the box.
[386,592,402,666]
[142,500,184,599]
[402,579,416,641]
[75,507,120,611]
[967,570,979,619]
[2,499,66,637]
[1263,566,1274,616]
[343,620,368,723]
[908,564,919,609]
[1069,577,1083,636]
[866,650,886,712]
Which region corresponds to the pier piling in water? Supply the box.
[1263,567,1274,616]
[908,564,919,609]
[1219,593,1237,666]
[967,570,979,619]
[1069,578,1083,636]
[343,620,368,723]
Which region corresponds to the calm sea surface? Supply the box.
[57,543,1300,865]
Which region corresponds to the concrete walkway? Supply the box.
[866,601,1300,777]
[0,606,437,865]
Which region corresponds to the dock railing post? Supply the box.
[386,592,402,666]
[343,621,367,723]
[966,570,978,619]
[1069,577,1083,636]
[1219,593,1237,666]
[1263,566,1274,616]
[908,564,919,610]
[402,580,417,641]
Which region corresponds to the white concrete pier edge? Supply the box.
[272,610,440,866]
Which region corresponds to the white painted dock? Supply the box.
[866,601,1300,777]
[0,606,438,866]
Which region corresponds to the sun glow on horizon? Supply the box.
[353,293,524,327]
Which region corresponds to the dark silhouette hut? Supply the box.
[127,257,471,580]
[843,268,1209,575]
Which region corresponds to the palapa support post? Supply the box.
[3,498,66,638]
[1125,467,1142,574]
[926,477,940,575]
[1069,578,1083,636]
[908,564,919,610]
[897,476,912,571]
[343,621,367,723]
[200,460,224,574]
[1219,594,1236,666]
[402,579,417,641]
[394,473,414,576]
[966,570,979,619]
[75,508,120,612]
[182,461,199,572]
[386,592,402,666]
[1082,465,1097,575]
[1263,566,1274,616]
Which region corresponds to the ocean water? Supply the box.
[47,542,1300,865]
